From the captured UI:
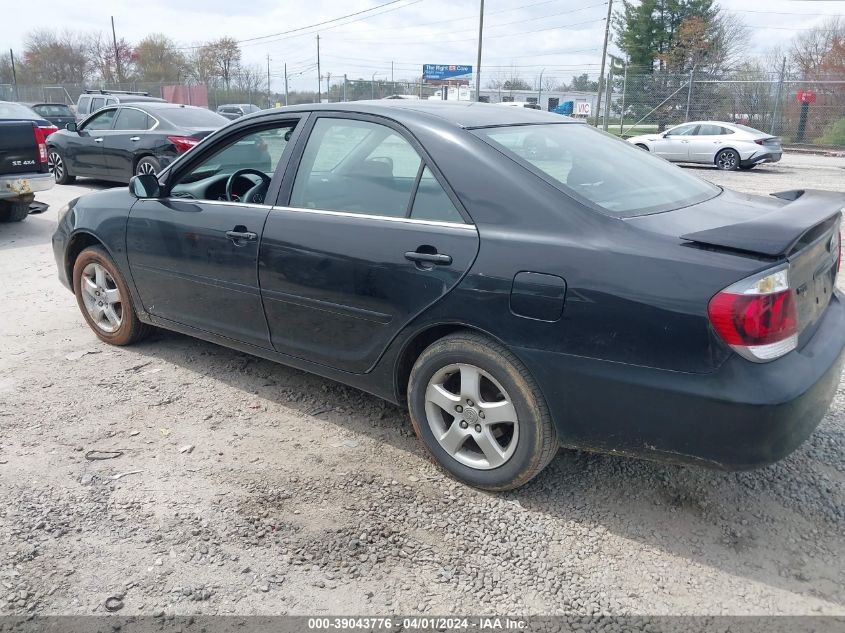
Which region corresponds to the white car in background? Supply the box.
[627,121,783,171]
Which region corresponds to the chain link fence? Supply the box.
[603,71,845,146]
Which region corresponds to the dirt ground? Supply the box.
[0,153,844,616]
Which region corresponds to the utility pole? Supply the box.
[771,57,787,135]
[538,68,545,109]
[316,35,322,103]
[391,61,394,87]
[266,54,271,108]
[603,65,613,130]
[684,64,696,122]
[326,72,331,102]
[9,49,18,100]
[619,59,628,134]
[110,16,121,84]
[474,0,484,101]
[593,0,613,127]
[284,63,289,106]
[343,74,347,102]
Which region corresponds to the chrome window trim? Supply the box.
[156,198,273,210]
[273,205,476,230]
[113,106,160,132]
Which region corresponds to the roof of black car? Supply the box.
[21,102,69,107]
[130,102,208,111]
[261,100,576,129]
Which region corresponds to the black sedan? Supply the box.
[52,102,845,490]
[22,102,76,129]
[46,102,229,184]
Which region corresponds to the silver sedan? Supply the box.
[627,121,783,171]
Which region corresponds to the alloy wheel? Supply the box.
[716,150,737,170]
[137,161,156,176]
[49,152,64,181]
[80,263,123,333]
[424,363,519,470]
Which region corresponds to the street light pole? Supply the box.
[593,0,613,126]
[316,34,321,103]
[371,72,381,99]
[538,68,545,109]
[474,0,484,101]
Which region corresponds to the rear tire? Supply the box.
[407,332,557,491]
[135,156,161,177]
[72,246,152,346]
[715,148,740,171]
[0,199,31,222]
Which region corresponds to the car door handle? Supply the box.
[129,136,140,142]
[226,229,257,242]
[94,137,103,143]
[404,251,452,265]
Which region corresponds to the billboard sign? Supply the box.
[423,64,472,82]
[575,101,591,116]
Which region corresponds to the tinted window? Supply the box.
[171,123,296,201]
[32,104,73,117]
[114,108,152,131]
[160,107,228,128]
[90,97,105,112]
[0,102,39,120]
[477,124,719,217]
[78,96,91,114]
[696,124,723,136]
[84,108,116,130]
[411,167,463,223]
[290,118,422,218]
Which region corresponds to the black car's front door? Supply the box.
[125,117,303,348]
[65,107,116,175]
[259,114,479,373]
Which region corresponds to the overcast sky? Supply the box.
[3,0,843,92]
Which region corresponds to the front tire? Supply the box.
[135,156,161,176]
[48,148,75,184]
[715,148,740,171]
[408,332,557,491]
[72,246,152,346]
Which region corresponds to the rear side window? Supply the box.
[696,124,723,136]
[411,167,463,223]
[90,97,105,112]
[477,124,719,217]
[114,108,153,131]
[33,104,73,117]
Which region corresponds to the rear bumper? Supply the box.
[742,149,782,166]
[0,171,54,199]
[516,291,845,469]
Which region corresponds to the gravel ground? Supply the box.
[0,153,843,617]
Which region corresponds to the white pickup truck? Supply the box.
[0,102,56,222]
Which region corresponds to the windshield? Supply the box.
[0,102,39,120]
[33,104,73,117]
[160,107,228,128]
[475,123,720,217]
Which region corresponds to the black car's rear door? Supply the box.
[104,106,156,180]
[126,116,304,349]
[259,113,479,374]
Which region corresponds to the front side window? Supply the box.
[170,123,296,202]
[476,123,719,217]
[114,108,153,131]
[290,118,423,218]
[90,97,105,112]
[83,108,116,131]
[666,124,696,136]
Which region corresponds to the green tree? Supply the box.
[569,73,598,91]
[134,34,185,82]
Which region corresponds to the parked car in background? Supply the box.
[628,121,783,170]
[52,102,844,490]
[498,101,542,110]
[216,104,261,120]
[22,102,76,129]
[75,90,165,121]
[47,102,229,184]
[0,101,55,221]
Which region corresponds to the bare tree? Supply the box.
[234,64,265,99]
[23,29,90,84]
[87,32,134,84]
[207,37,241,91]
[134,34,186,82]
[791,16,845,78]
[186,44,218,86]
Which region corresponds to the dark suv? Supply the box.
[75,90,165,121]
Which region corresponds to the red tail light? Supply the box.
[167,135,200,154]
[32,126,54,164]
[708,266,798,362]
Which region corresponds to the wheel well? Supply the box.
[65,232,103,282]
[394,323,491,404]
[714,147,739,162]
[635,143,649,150]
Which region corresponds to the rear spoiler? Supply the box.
[680,189,844,257]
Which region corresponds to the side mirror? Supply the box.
[66,122,77,132]
[129,174,161,199]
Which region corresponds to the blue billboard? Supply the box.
[422,64,473,82]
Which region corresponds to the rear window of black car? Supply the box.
[475,123,720,217]
[159,107,228,128]
[33,104,73,117]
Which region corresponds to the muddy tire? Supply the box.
[0,199,31,222]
